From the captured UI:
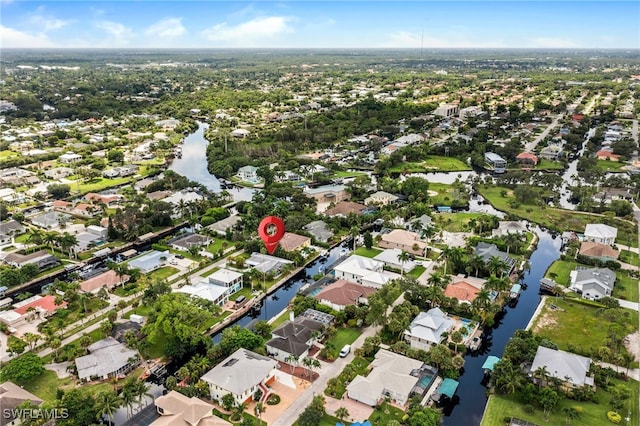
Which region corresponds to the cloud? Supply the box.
[0,25,54,48]
[381,31,506,48]
[145,18,185,39]
[29,13,73,32]
[96,20,135,45]
[527,37,577,48]
[201,16,293,46]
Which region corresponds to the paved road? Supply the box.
[596,361,640,381]
[272,325,381,426]
[524,113,563,152]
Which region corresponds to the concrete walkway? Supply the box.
[596,361,640,381]
[617,298,639,312]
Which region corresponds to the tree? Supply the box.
[563,406,581,425]
[59,232,78,258]
[335,407,349,423]
[398,250,411,277]
[58,389,98,426]
[253,320,272,339]
[0,353,45,384]
[107,149,124,163]
[487,255,507,277]
[363,231,373,249]
[537,387,560,420]
[22,332,40,351]
[221,393,235,412]
[302,357,321,381]
[96,390,121,424]
[47,183,71,199]
[285,354,299,374]
[450,330,464,353]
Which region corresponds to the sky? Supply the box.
[1,1,639,49]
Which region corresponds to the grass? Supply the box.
[407,265,426,279]
[618,249,639,266]
[205,238,233,255]
[354,247,383,258]
[433,212,489,232]
[596,160,627,172]
[24,370,73,402]
[148,266,179,280]
[614,272,639,302]
[200,266,220,278]
[333,170,367,178]
[535,159,565,170]
[270,309,293,327]
[0,150,20,159]
[325,356,371,399]
[429,182,469,207]
[530,297,638,361]
[369,402,406,425]
[481,378,639,426]
[76,176,131,193]
[477,185,638,247]
[545,260,579,285]
[325,327,362,351]
[388,156,470,173]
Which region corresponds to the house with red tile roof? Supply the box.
[444,275,486,304]
[516,152,539,166]
[80,270,130,293]
[595,150,621,161]
[13,294,67,318]
[314,279,376,311]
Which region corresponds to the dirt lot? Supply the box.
[624,331,640,362]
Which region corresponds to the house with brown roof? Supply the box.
[80,270,130,294]
[578,241,619,263]
[0,381,43,426]
[314,279,376,311]
[378,229,426,256]
[516,152,539,166]
[595,150,621,161]
[444,275,487,304]
[83,192,123,206]
[324,201,367,217]
[152,391,231,426]
[3,250,59,270]
[279,232,311,252]
[13,294,67,318]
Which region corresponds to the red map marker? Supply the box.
[258,216,285,254]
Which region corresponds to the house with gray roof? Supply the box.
[302,220,334,243]
[169,233,212,251]
[474,242,516,275]
[31,211,71,229]
[266,315,325,361]
[404,308,455,351]
[584,223,617,246]
[0,381,44,426]
[246,253,293,274]
[3,250,59,270]
[201,348,278,406]
[128,250,172,274]
[569,267,616,301]
[492,221,528,237]
[207,215,241,236]
[75,337,139,381]
[529,346,595,392]
[0,219,25,247]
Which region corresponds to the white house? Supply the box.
[58,151,82,163]
[333,255,394,288]
[236,165,260,183]
[373,248,416,273]
[75,337,138,381]
[404,308,455,351]
[583,224,617,246]
[201,348,278,406]
[569,267,616,301]
[364,191,399,206]
[206,268,243,294]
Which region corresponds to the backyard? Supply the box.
[325,328,362,352]
[354,247,383,258]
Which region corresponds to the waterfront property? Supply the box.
[314,279,376,311]
[129,250,172,274]
[333,255,394,288]
[3,250,59,270]
[265,315,326,361]
[404,308,455,351]
[302,220,334,243]
[75,337,139,381]
[578,241,619,262]
[529,346,595,392]
[444,275,487,304]
[201,348,278,406]
[152,390,231,426]
[169,233,212,251]
[568,266,615,301]
[79,269,130,293]
[178,268,243,306]
[378,229,426,257]
[373,248,416,273]
[484,152,507,173]
[474,242,516,275]
[583,223,617,246]
[346,349,437,407]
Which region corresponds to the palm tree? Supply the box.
[96,390,121,424]
[486,276,510,293]
[285,354,299,375]
[398,250,411,277]
[59,232,78,258]
[254,402,265,420]
[441,246,463,275]
[487,256,507,277]
[471,289,492,317]
[120,379,137,419]
[425,285,445,308]
[26,228,44,246]
[427,272,449,288]
[134,381,153,411]
[335,406,349,423]
[534,365,550,388]
[302,357,321,381]
[468,254,485,277]
[231,402,247,422]
[503,232,521,254]
[43,232,58,251]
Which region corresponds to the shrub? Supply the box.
[266,394,281,405]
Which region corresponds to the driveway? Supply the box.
[325,395,374,423]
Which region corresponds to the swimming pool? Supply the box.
[308,287,323,297]
[416,373,436,391]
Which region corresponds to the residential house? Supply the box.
[595,150,621,161]
[302,220,334,243]
[266,315,326,361]
[152,391,231,426]
[0,188,23,204]
[333,255,393,288]
[378,229,426,256]
[84,193,123,206]
[346,349,436,407]
[314,279,376,311]
[75,337,139,381]
[529,346,595,392]
[13,294,67,319]
[578,241,619,263]
[0,220,25,248]
[207,215,241,236]
[484,152,507,173]
[516,152,539,166]
[128,250,172,274]
[44,166,74,179]
[539,144,563,161]
[474,242,516,275]
[373,248,416,273]
[364,191,399,206]
[178,269,243,306]
[155,119,180,130]
[492,221,528,237]
[584,223,617,246]
[434,104,459,118]
[231,128,250,138]
[160,190,204,207]
[3,250,59,270]
[58,151,82,163]
[444,275,487,304]
[245,253,293,274]
[80,270,130,294]
[569,267,616,301]
[304,185,350,206]
[236,165,260,183]
[324,201,366,217]
[201,348,278,406]
[404,308,455,351]
[169,233,212,251]
[0,381,43,426]
[205,269,243,294]
[406,214,434,234]
[279,232,311,252]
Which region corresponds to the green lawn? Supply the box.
[200,266,220,278]
[333,170,367,178]
[270,309,293,328]
[433,212,489,232]
[389,156,470,173]
[477,185,638,247]
[149,266,179,280]
[407,265,426,279]
[618,249,639,267]
[206,238,233,255]
[530,297,639,361]
[325,328,362,351]
[354,247,383,258]
[545,260,579,285]
[429,182,469,207]
[76,176,131,193]
[24,370,73,402]
[0,150,19,159]
[325,356,371,399]
[596,160,627,172]
[614,272,639,302]
[482,378,638,426]
[369,402,406,425]
[535,159,565,170]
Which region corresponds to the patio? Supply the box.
[325,395,375,424]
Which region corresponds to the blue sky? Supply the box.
[1,1,638,49]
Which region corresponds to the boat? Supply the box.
[509,284,522,299]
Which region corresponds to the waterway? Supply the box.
[443,228,562,425]
[169,123,256,202]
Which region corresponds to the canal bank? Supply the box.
[443,228,562,425]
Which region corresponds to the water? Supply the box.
[443,228,562,425]
[169,123,256,202]
[211,243,350,343]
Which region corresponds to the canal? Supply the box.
[443,228,562,425]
